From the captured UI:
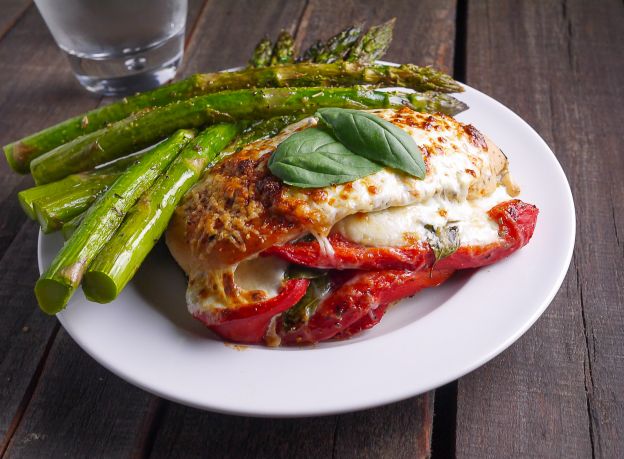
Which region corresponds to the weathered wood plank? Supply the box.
[3,330,155,458]
[180,0,307,76]
[149,397,433,459]
[0,5,96,237]
[455,0,624,457]
[0,223,57,456]
[150,406,337,459]
[332,396,434,459]
[0,7,101,160]
[0,0,31,42]
[147,2,456,459]
[0,5,99,450]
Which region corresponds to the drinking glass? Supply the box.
[34,0,188,96]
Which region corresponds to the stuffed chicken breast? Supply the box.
[166,107,537,345]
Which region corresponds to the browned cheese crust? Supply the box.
[167,108,517,275]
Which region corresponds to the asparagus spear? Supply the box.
[33,177,114,233]
[82,124,239,303]
[313,25,362,63]
[300,40,323,62]
[347,18,396,63]
[34,129,195,314]
[30,85,427,185]
[32,94,464,233]
[270,31,295,65]
[18,152,143,220]
[28,116,298,229]
[229,115,301,152]
[3,62,461,172]
[61,213,84,240]
[407,91,468,116]
[248,37,272,68]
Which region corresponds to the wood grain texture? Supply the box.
[0,222,57,456]
[331,396,434,459]
[455,0,624,457]
[0,5,97,255]
[3,330,155,458]
[0,5,99,452]
[0,0,31,42]
[179,0,308,76]
[0,6,101,159]
[149,397,433,459]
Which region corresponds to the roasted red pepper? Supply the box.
[264,200,538,271]
[436,199,538,270]
[276,269,454,345]
[198,200,537,345]
[193,278,310,344]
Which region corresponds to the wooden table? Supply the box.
[0,1,622,457]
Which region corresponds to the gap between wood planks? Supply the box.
[0,324,60,458]
[430,0,467,456]
[0,0,32,43]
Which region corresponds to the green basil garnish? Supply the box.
[425,224,460,263]
[281,273,332,332]
[316,108,425,179]
[286,265,326,280]
[267,128,382,188]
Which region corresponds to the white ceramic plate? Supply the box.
[38,80,575,417]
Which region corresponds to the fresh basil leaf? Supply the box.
[425,224,460,263]
[316,108,426,179]
[268,128,382,188]
[286,264,326,280]
[281,274,332,332]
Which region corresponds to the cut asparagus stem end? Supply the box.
[18,191,37,219]
[33,201,61,233]
[35,278,72,315]
[82,271,117,303]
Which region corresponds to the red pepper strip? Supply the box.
[334,303,390,340]
[277,269,454,345]
[264,233,429,270]
[264,200,538,271]
[193,278,310,344]
[436,199,538,270]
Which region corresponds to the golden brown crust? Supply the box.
[167,108,517,276]
[168,145,304,272]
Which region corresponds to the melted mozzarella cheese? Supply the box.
[187,256,289,313]
[334,186,513,248]
[233,256,289,296]
[280,114,489,235]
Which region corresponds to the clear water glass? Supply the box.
[34,0,188,96]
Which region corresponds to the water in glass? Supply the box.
[34,0,188,95]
